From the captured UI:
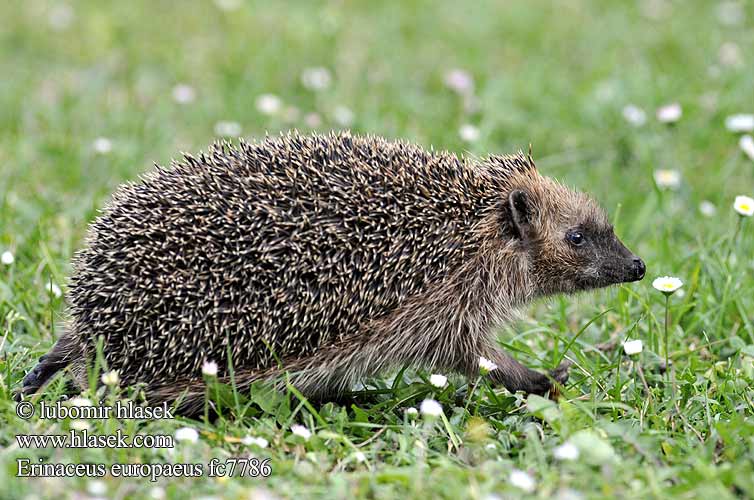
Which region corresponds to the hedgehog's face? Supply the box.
[507,180,645,296]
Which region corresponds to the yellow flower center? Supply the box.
[740,203,751,211]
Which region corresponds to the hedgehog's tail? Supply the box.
[16,329,82,401]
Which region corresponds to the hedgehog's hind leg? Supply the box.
[16,330,82,400]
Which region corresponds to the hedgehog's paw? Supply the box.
[547,360,572,400]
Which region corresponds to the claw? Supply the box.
[548,360,572,400]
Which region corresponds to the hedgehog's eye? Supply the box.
[566,231,585,246]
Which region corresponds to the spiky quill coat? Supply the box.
[23,132,572,413]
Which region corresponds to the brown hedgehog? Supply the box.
[21,132,645,413]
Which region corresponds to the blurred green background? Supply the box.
[1,1,754,499]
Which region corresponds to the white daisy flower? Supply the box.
[45,282,62,298]
[553,442,580,461]
[622,105,647,127]
[201,360,218,377]
[149,487,166,500]
[459,124,480,143]
[242,436,269,448]
[301,67,332,91]
[405,407,418,417]
[479,356,498,375]
[509,469,536,493]
[255,94,283,116]
[725,114,754,133]
[304,113,322,128]
[623,339,643,356]
[443,69,474,95]
[69,397,93,407]
[214,121,242,137]
[174,426,199,443]
[291,424,312,441]
[716,2,744,26]
[653,169,681,190]
[92,137,113,155]
[172,84,196,104]
[734,195,754,216]
[87,480,107,496]
[1,250,14,265]
[739,135,754,161]
[48,4,74,31]
[429,374,447,388]
[719,42,743,67]
[419,398,442,418]
[699,200,717,217]
[214,0,242,11]
[652,276,683,294]
[70,419,90,431]
[101,370,120,386]
[333,105,354,127]
[656,103,682,123]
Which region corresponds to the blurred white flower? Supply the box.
[291,424,312,441]
[739,135,754,161]
[419,398,442,418]
[45,282,62,298]
[256,94,283,116]
[172,84,196,104]
[214,121,242,137]
[202,360,218,377]
[656,103,682,123]
[282,106,301,123]
[101,370,120,386]
[479,356,498,375]
[429,374,447,388]
[174,426,199,443]
[459,124,480,143]
[509,469,536,493]
[354,451,366,463]
[640,0,670,20]
[242,436,269,448]
[623,339,644,356]
[70,419,90,431]
[699,200,717,217]
[553,442,580,461]
[214,0,242,11]
[725,114,754,133]
[149,487,166,500]
[622,105,646,126]
[48,4,74,31]
[301,67,332,91]
[1,250,14,265]
[304,113,322,128]
[652,276,683,294]
[444,69,474,95]
[718,42,743,68]
[333,105,354,127]
[69,397,93,407]
[87,480,107,496]
[92,137,113,155]
[405,407,418,417]
[734,195,754,217]
[653,169,681,190]
[716,2,745,26]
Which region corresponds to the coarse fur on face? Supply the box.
[491,158,645,297]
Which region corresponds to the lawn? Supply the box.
[1,0,754,498]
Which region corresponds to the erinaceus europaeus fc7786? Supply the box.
[21,132,645,413]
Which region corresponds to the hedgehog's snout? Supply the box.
[629,256,646,281]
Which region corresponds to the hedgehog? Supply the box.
[20,131,645,413]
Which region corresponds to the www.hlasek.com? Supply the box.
[15,400,271,481]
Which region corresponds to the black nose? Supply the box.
[632,257,646,280]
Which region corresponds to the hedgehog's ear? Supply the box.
[508,190,535,240]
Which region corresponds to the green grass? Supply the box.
[2,0,754,498]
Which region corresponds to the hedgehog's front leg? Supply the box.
[481,347,571,397]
